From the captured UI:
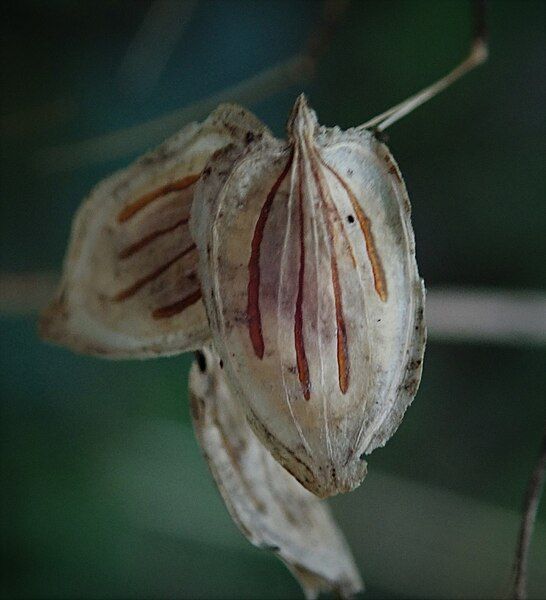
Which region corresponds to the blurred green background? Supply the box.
[1,1,545,598]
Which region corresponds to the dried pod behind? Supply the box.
[190,346,363,599]
[40,105,270,358]
[192,96,426,498]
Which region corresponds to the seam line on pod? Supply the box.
[320,158,388,302]
[294,153,311,400]
[114,243,196,301]
[152,288,202,319]
[307,145,349,395]
[116,173,200,223]
[276,147,314,458]
[247,153,294,359]
[303,145,333,461]
[118,217,189,259]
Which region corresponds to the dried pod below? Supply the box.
[40,105,270,358]
[192,95,426,498]
[189,346,363,599]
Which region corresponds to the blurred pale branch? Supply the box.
[425,287,546,346]
[35,0,348,173]
[117,0,199,101]
[1,272,545,346]
[35,56,312,172]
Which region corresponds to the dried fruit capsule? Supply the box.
[190,345,362,599]
[40,105,270,358]
[192,95,426,498]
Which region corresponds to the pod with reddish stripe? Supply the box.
[192,95,426,498]
[40,105,270,358]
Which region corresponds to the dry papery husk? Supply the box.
[40,105,270,358]
[192,95,426,498]
[189,345,363,599]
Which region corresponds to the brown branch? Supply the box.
[512,426,546,599]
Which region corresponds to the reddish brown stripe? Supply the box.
[118,218,188,259]
[384,154,402,183]
[247,154,293,359]
[114,243,196,301]
[117,173,200,223]
[308,147,350,394]
[152,288,202,319]
[294,155,310,400]
[322,161,388,302]
[330,254,349,393]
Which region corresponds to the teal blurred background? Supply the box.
[1,1,545,598]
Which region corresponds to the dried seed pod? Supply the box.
[40,105,270,358]
[192,95,426,498]
[189,345,363,599]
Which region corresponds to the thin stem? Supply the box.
[512,426,546,599]
[359,0,488,132]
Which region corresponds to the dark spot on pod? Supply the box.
[347,214,355,224]
[245,131,255,144]
[202,166,211,177]
[224,123,238,136]
[195,350,207,372]
[261,544,280,552]
[359,453,366,461]
[372,128,389,143]
[219,359,224,369]
[403,378,419,395]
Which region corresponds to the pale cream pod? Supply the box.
[189,345,363,599]
[40,105,270,358]
[192,95,426,498]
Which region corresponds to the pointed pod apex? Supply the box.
[288,93,318,142]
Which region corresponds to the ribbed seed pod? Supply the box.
[40,105,270,358]
[192,95,426,498]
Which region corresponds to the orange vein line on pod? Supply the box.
[118,217,189,259]
[116,174,200,223]
[294,154,311,400]
[321,160,388,302]
[247,153,294,359]
[152,288,201,319]
[114,243,196,301]
[308,148,349,394]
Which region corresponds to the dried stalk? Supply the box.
[512,426,546,599]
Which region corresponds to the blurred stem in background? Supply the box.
[1,273,545,347]
[34,0,349,173]
[513,427,546,600]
